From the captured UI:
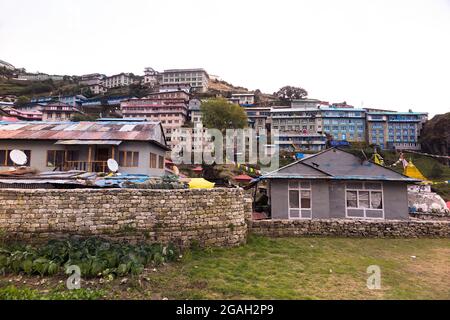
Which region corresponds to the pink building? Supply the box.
[121,91,190,145]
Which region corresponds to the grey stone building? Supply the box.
[262,148,419,220]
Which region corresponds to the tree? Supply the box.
[200,98,248,133]
[429,163,444,179]
[71,114,98,122]
[275,86,308,101]
[14,96,30,107]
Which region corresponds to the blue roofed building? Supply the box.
[319,107,366,142]
[366,111,428,150]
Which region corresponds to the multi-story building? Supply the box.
[274,132,327,152]
[79,73,105,86]
[245,106,271,134]
[30,95,87,107]
[270,102,327,151]
[88,83,107,95]
[103,73,133,89]
[17,73,64,81]
[142,67,159,86]
[366,111,428,150]
[41,102,83,121]
[159,83,191,93]
[0,105,42,121]
[230,93,255,106]
[121,91,190,145]
[160,68,209,93]
[320,107,366,142]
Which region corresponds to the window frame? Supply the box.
[287,180,312,220]
[46,150,65,167]
[0,149,31,166]
[119,151,139,167]
[345,182,384,219]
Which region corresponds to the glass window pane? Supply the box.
[365,183,382,190]
[119,152,125,166]
[47,151,55,166]
[300,181,311,189]
[288,180,298,189]
[347,182,362,189]
[289,190,299,209]
[301,210,312,218]
[346,191,357,208]
[126,151,133,167]
[370,191,383,209]
[290,209,300,218]
[132,152,139,167]
[301,190,311,208]
[359,191,370,208]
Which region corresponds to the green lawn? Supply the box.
[2,236,449,300]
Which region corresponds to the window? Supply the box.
[158,155,164,169]
[47,150,65,167]
[119,151,139,167]
[288,180,312,219]
[346,182,383,219]
[149,153,157,168]
[0,150,31,166]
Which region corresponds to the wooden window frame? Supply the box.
[0,149,31,166]
[158,155,164,169]
[46,150,65,167]
[119,151,139,167]
[149,153,157,168]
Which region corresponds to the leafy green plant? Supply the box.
[0,238,179,278]
[0,285,105,300]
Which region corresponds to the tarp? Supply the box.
[188,178,215,189]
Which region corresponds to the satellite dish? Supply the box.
[107,158,119,173]
[10,149,27,166]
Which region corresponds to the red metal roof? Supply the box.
[0,121,169,149]
[233,174,253,182]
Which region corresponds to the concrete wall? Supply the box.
[0,188,250,247]
[270,179,410,220]
[0,139,165,176]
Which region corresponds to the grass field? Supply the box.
[1,236,449,300]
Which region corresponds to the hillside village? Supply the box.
[0,58,449,300]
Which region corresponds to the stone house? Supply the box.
[262,148,419,220]
[0,120,169,176]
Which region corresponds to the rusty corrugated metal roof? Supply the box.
[0,121,166,147]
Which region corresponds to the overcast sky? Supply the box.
[1,0,449,116]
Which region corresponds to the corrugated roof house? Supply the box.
[0,120,169,176]
[261,148,418,220]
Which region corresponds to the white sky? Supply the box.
[1,0,449,117]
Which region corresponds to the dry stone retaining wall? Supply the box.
[0,188,250,247]
[250,219,450,238]
[1,188,450,247]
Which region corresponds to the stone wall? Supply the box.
[250,219,450,238]
[409,213,450,221]
[0,188,249,247]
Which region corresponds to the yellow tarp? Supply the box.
[403,160,427,181]
[188,178,215,189]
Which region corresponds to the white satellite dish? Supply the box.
[107,158,119,173]
[9,149,27,166]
